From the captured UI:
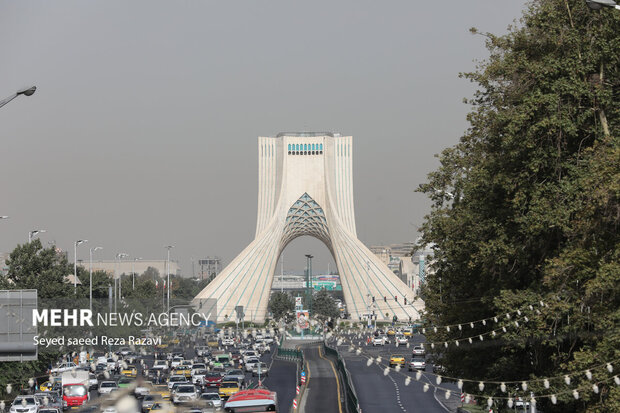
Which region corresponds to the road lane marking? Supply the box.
[319,345,343,413]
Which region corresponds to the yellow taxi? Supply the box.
[170,338,180,344]
[172,367,191,378]
[389,354,406,368]
[121,365,138,378]
[218,381,240,399]
[403,328,413,337]
[39,381,54,392]
[155,342,169,349]
[387,328,397,336]
[151,384,171,400]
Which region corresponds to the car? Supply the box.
[9,396,39,413]
[98,381,119,395]
[387,329,396,336]
[50,362,78,374]
[152,360,169,372]
[200,392,222,408]
[170,357,184,368]
[252,362,269,377]
[224,369,245,383]
[218,381,240,400]
[172,367,192,379]
[118,347,132,357]
[39,381,55,392]
[38,409,61,413]
[167,375,189,389]
[263,335,274,344]
[222,336,235,346]
[147,401,174,411]
[242,351,258,362]
[409,357,426,371]
[203,372,223,388]
[141,394,163,413]
[244,357,260,373]
[403,328,413,337]
[117,376,133,388]
[106,358,118,371]
[412,345,425,356]
[372,337,385,346]
[395,335,408,346]
[172,384,199,404]
[195,346,210,357]
[121,365,138,378]
[190,363,207,374]
[150,384,171,400]
[88,373,98,390]
[34,392,62,410]
[134,381,151,398]
[389,355,406,368]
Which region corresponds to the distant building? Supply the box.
[198,257,222,280]
[78,260,180,278]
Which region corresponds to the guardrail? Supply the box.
[324,341,361,413]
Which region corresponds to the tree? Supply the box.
[268,292,294,320]
[1,239,73,299]
[417,1,619,411]
[312,290,339,320]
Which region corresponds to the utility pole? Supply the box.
[165,245,175,312]
[305,254,313,314]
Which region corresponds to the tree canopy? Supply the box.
[417,1,619,411]
[268,291,295,320]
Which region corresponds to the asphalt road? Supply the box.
[262,358,297,412]
[302,345,341,413]
[332,333,460,413]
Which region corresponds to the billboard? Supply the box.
[0,289,38,361]
[296,310,309,329]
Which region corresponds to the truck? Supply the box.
[61,370,89,410]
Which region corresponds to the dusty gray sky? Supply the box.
[0,0,527,275]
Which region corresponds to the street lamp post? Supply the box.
[115,252,129,311]
[0,86,36,109]
[305,254,313,314]
[165,246,175,312]
[28,229,46,243]
[89,247,102,312]
[74,240,88,294]
[132,257,142,290]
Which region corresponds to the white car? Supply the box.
[409,357,426,371]
[167,375,188,390]
[263,335,274,344]
[152,360,169,372]
[96,356,108,366]
[170,357,184,369]
[172,384,198,404]
[244,357,260,373]
[200,393,222,408]
[9,396,39,413]
[395,335,408,346]
[191,369,208,385]
[243,351,258,362]
[412,346,425,356]
[222,336,235,346]
[88,373,98,390]
[190,363,206,375]
[98,381,118,395]
[50,362,78,374]
[372,337,385,346]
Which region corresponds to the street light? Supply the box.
[0,86,37,109]
[165,246,175,312]
[28,229,46,243]
[115,252,129,311]
[585,0,620,9]
[132,257,142,290]
[305,254,313,314]
[74,240,88,293]
[89,247,102,312]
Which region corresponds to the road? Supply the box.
[302,345,341,413]
[331,333,460,413]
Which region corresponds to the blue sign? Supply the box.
[301,371,306,377]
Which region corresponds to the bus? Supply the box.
[224,389,277,412]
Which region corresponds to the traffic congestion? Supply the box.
[8,328,282,413]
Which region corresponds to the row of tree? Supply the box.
[268,290,340,322]
[418,1,618,412]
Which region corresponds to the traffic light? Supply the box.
[395,296,398,302]
[372,296,375,303]
[404,297,407,305]
[384,296,387,302]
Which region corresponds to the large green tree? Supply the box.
[268,291,295,320]
[312,290,339,320]
[417,1,619,411]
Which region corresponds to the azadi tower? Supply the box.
[193,133,419,323]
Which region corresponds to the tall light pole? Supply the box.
[0,86,36,109]
[165,246,175,312]
[305,254,313,314]
[115,252,128,311]
[74,240,88,294]
[28,229,46,243]
[132,257,142,290]
[89,247,102,312]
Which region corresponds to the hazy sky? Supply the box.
[0,0,527,275]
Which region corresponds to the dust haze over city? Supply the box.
[0,0,527,275]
